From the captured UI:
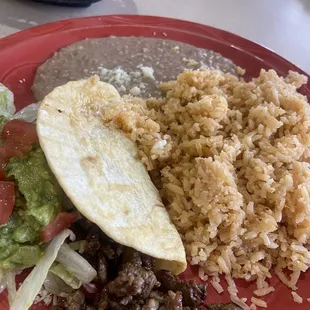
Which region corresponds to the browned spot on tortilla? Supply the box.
[81,155,99,165]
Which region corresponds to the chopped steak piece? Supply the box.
[119,295,133,305]
[97,251,108,284]
[156,270,180,291]
[60,298,96,310]
[207,304,242,310]
[61,219,212,310]
[142,298,160,310]
[141,254,156,270]
[77,218,96,234]
[166,291,183,310]
[55,297,67,309]
[108,300,131,310]
[66,290,86,310]
[101,242,124,261]
[122,248,142,267]
[180,280,206,307]
[101,243,116,260]
[112,243,124,261]
[107,262,159,298]
[149,291,166,304]
[97,293,136,310]
[99,242,124,280]
[97,290,109,310]
[130,251,142,267]
[85,230,101,256]
[156,270,206,307]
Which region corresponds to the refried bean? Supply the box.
[32,36,238,100]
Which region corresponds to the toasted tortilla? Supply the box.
[37,76,186,275]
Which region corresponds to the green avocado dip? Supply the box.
[0,146,62,270]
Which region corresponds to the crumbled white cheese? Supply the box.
[139,66,155,80]
[103,68,130,84]
[152,140,167,151]
[96,64,157,96]
[99,67,132,91]
[172,46,179,52]
[129,86,141,96]
[132,71,141,78]
[182,57,199,66]
[34,288,53,306]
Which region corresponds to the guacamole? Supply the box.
[0,147,62,270]
[0,115,8,133]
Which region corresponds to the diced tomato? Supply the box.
[0,120,39,175]
[0,141,32,159]
[0,158,9,181]
[0,181,15,225]
[40,212,78,243]
[0,119,38,160]
[2,120,38,145]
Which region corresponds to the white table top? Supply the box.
[1,0,310,74]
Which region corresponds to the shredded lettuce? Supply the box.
[0,84,39,124]
[68,240,87,253]
[49,263,81,290]
[56,243,97,284]
[44,272,73,296]
[10,229,72,310]
[6,271,16,305]
[0,84,15,118]
[0,270,5,294]
[13,103,40,123]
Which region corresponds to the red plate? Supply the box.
[0,15,309,310]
